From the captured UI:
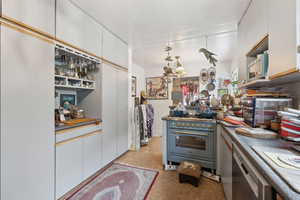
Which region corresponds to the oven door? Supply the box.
[168,129,214,159]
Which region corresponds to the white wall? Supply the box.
[128,62,146,149]
[144,61,232,136]
[132,63,146,96]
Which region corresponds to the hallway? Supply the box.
[117,137,225,200]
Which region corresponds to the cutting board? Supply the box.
[63,118,98,126]
[235,127,278,139]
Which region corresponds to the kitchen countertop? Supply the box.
[162,116,216,123]
[55,119,102,132]
[221,124,300,200]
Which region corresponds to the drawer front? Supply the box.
[56,124,102,143]
[168,129,215,159]
[168,154,216,169]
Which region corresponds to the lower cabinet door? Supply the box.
[83,133,102,180]
[56,139,83,199]
[220,131,233,200]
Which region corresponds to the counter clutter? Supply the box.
[163,91,300,200]
[220,124,300,200]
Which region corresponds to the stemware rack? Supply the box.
[54,44,101,90]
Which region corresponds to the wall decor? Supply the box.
[172,76,199,106]
[146,77,168,100]
[131,76,137,97]
[218,89,228,98]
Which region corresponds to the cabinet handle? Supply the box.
[55,130,102,146]
[174,131,208,136]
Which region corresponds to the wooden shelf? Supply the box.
[246,35,269,57]
[55,75,95,83]
[55,84,95,90]
[239,79,270,89]
[239,70,300,89]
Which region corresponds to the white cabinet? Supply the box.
[103,29,128,68]
[2,0,55,35]
[117,70,129,156]
[237,0,269,81]
[56,0,102,56]
[102,64,118,165]
[83,133,102,179]
[219,128,232,200]
[1,25,55,200]
[102,64,129,165]
[268,0,297,77]
[56,139,83,199]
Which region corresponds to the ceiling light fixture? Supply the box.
[162,45,186,82]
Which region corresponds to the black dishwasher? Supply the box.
[232,145,272,200]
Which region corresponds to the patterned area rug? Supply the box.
[67,163,158,200]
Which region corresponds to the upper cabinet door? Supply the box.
[1,25,55,200]
[56,0,102,56]
[2,0,55,36]
[268,0,297,77]
[239,0,269,52]
[103,29,128,68]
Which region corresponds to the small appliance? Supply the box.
[242,97,292,128]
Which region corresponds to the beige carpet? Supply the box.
[117,137,225,200]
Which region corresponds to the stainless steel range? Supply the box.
[166,120,217,169]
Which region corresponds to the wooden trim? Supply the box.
[55,130,102,146]
[101,57,128,72]
[56,123,101,135]
[1,15,55,40]
[246,34,269,56]
[221,134,232,152]
[0,16,129,70]
[269,68,299,80]
[0,21,54,44]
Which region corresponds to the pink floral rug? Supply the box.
[66,163,158,200]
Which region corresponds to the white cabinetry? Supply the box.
[56,0,102,56]
[268,0,297,77]
[2,0,55,35]
[102,64,118,165]
[102,64,129,165]
[219,128,233,200]
[237,0,268,81]
[56,130,103,199]
[1,25,54,200]
[83,133,102,179]
[56,140,83,199]
[103,29,128,68]
[117,70,129,156]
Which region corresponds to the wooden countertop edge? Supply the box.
[0,15,129,71]
[246,34,268,57]
[55,130,103,146]
[269,68,299,80]
[55,121,102,135]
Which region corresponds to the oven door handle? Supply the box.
[174,131,208,137]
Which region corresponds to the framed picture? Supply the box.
[218,89,228,98]
[146,77,168,100]
[131,76,137,97]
